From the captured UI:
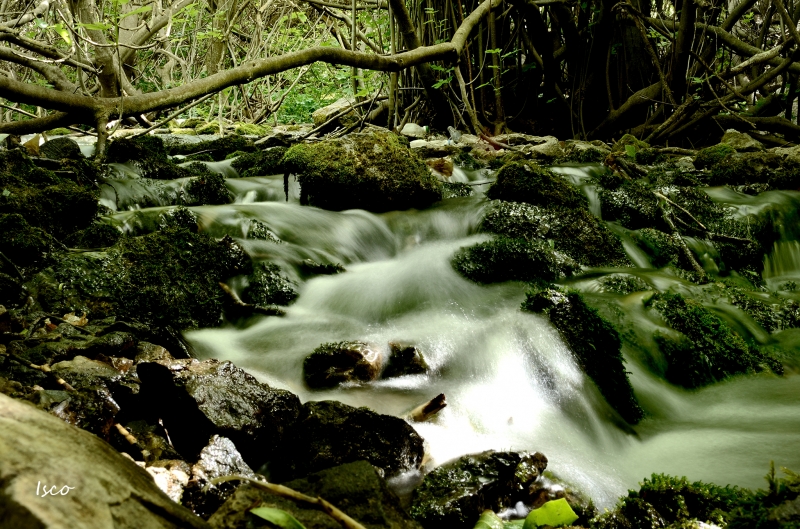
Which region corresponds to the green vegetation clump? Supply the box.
[167,135,255,161]
[242,262,298,306]
[196,121,222,135]
[159,205,199,232]
[694,143,736,169]
[523,289,643,423]
[231,147,287,177]
[650,292,782,388]
[442,182,473,198]
[634,148,664,165]
[26,226,252,329]
[486,161,587,209]
[183,172,232,205]
[486,151,527,169]
[46,127,72,136]
[282,131,442,212]
[481,201,630,267]
[631,229,684,269]
[63,221,122,249]
[452,237,579,285]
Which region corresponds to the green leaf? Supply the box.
[35,18,48,28]
[432,77,452,89]
[120,4,153,20]
[522,498,579,528]
[625,144,636,158]
[50,23,72,46]
[473,510,504,529]
[2,189,11,197]
[485,48,501,54]
[250,507,306,529]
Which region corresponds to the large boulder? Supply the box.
[720,129,764,152]
[486,161,587,209]
[209,460,423,529]
[311,97,358,129]
[283,132,443,212]
[274,400,424,481]
[409,451,548,529]
[0,392,210,529]
[136,358,301,467]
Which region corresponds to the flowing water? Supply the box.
[105,159,800,507]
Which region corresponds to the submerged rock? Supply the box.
[136,358,301,467]
[275,400,424,480]
[209,460,422,529]
[0,392,209,529]
[283,131,443,212]
[523,289,644,424]
[409,450,548,529]
[487,161,587,209]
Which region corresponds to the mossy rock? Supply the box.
[231,147,288,177]
[241,262,297,307]
[234,123,270,136]
[196,121,222,135]
[725,285,800,333]
[46,127,72,136]
[452,236,579,285]
[523,289,643,424]
[481,201,630,267]
[63,222,122,249]
[25,225,252,329]
[486,161,587,209]
[303,341,382,389]
[40,137,83,160]
[599,179,661,230]
[167,135,255,161]
[0,213,53,267]
[282,132,443,212]
[183,172,232,206]
[600,274,652,295]
[706,151,800,189]
[453,151,485,170]
[631,228,685,269]
[612,134,649,153]
[107,135,191,181]
[694,143,736,169]
[442,182,473,198]
[180,118,205,129]
[649,292,782,388]
[634,147,665,165]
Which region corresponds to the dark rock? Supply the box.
[297,259,345,278]
[282,132,443,212]
[107,135,192,180]
[599,179,661,230]
[0,392,210,529]
[0,272,25,306]
[304,341,384,388]
[451,236,579,285]
[384,343,428,379]
[486,161,587,209]
[136,358,300,467]
[275,400,424,481]
[209,460,423,529]
[442,182,473,198]
[39,137,83,160]
[707,151,800,189]
[409,451,548,529]
[523,289,643,424]
[184,172,233,205]
[481,201,630,267]
[183,435,258,519]
[242,262,298,307]
[230,147,287,177]
[159,205,200,232]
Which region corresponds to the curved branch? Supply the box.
[0,46,78,91]
[0,111,84,134]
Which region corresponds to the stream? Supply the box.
[103,158,800,507]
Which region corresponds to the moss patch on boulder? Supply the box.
[282,132,442,212]
[230,147,287,177]
[523,288,643,424]
[107,135,192,180]
[649,292,782,388]
[167,135,255,161]
[241,262,297,307]
[694,143,736,169]
[486,161,587,209]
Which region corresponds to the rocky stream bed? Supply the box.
[1,124,799,529]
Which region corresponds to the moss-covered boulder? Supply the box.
[694,143,736,169]
[599,179,661,230]
[233,122,270,136]
[707,151,800,190]
[282,132,443,212]
[0,213,53,267]
[167,135,255,161]
[39,137,83,160]
[410,451,548,529]
[26,223,252,329]
[242,261,297,307]
[486,161,587,209]
[649,292,782,388]
[230,147,287,177]
[183,172,232,205]
[612,134,649,153]
[106,135,192,180]
[452,237,579,285]
[523,289,643,424]
[481,201,630,267]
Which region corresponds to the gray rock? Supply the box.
[208,460,423,529]
[0,392,209,529]
[312,97,357,128]
[521,136,565,161]
[40,137,83,160]
[136,358,300,467]
[275,400,424,481]
[409,139,459,158]
[721,129,764,151]
[143,460,191,503]
[401,123,428,139]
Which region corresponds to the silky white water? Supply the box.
[108,163,800,507]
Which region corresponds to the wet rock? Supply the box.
[230,147,287,177]
[143,459,192,503]
[707,151,797,188]
[209,460,422,529]
[520,136,564,161]
[63,221,122,248]
[523,288,643,424]
[721,129,764,151]
[283,132,442,212]
[481,201,630,267]
[184,172,233,205]
[39,136,83,160]
[559,140,609,163]
[0,213,53,268]
[304,341,384,388]
[694,143,736,169]
[384,342,428,378]
[297,259,345,277]
[409,451,548,529]
[182,435,258,519]
[0,393,210,529]
[107,135,192,180]
[451,236,579,285]
[401,123,428,139]
[242,262,298,307]
[486,161,587,209]
[136,358,301,467]
[275,400,424,480]
[442,182,473,198]
[312,97,358,129]
[168,135,255,161]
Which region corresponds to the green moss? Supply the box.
[600,274,652,295]
[0,213,53,267]
[184,172,232,205]
[159,206,199,232]
[196,121,222,135]
[26,227,252,329]
[452,237,579,285]
[707,152,784,187]
[560,146,607,164]
[234,122,269,136]
[242,262,298,306]
[694,144,736,169]
[523,289,643,424]
[650,292,782,388]
[231,147,287,177]
[612,134,650,153]
[442,182,473,198]
[47,127,72,136]
[481,201,630,267]
[282,132,442,212]
[167,135,255,161]
[486,161,587,209]
[634,148,664,165]
[180,118,205,129]
[599,179,661,230]
[63,222,122,249]
[107,135,191,181]
[486,151,527,169]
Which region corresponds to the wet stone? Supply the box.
[384,342,429,379]
[304,341,384,388]
[39,137,83,160]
